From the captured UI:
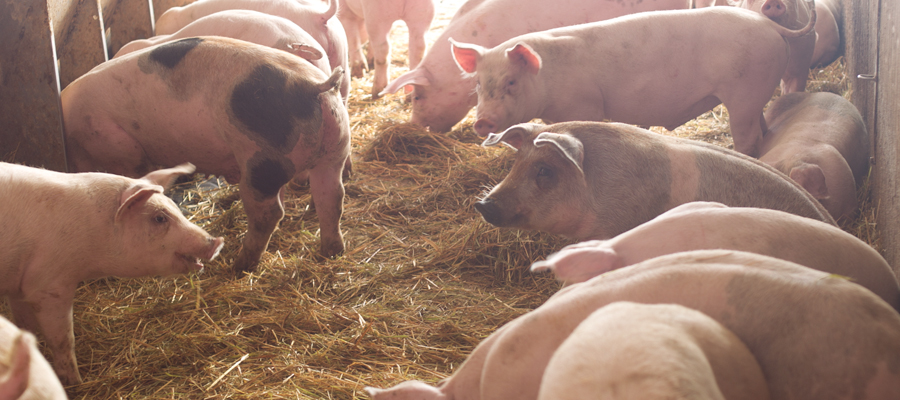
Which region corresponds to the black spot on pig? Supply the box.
[148,37,203,69]
[248,156,294,198]
[230,64,323,152]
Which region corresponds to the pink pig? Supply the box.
[759,91,868,221]
[450,5,816,157]
[62,37,350,275]
[380,0,713,133]
[736,0,816,93]
[337,0,435,97]
[531,201,899,312]
[0,316,67,399]
[155,0,350,102]
[540,302,770,400]
[367,250,900,400]
[116,10,330,79]
[0,162,224,385]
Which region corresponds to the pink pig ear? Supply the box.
[790,164,829,199]
[0,332,32,400]
[481,123,538,150]
[505,43,541,75]
[115,184,164,224]
[287,43,324,61]
[450,38,484,74]
[381,67,433,96]
[534,132,585,176]
[140,163,195,190]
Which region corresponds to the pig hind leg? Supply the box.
[65,119,149,175]
[404,1,436,70]
[233,159,293,274]
[339,10,368,78]
[366,19,395,98]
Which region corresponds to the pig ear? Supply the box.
[0,332,32,400]
[505,43,541,75]
[790,164,829,199]
[481,123,538,150]
[450,38,484,74]
[287,43,324,61]
[661,202,729,218]
[116,184,164,224]
[316,67,345,93]
[381,67,433,96]
[531,244,623,285]
[140,163,195,190]
[534,132,585,175]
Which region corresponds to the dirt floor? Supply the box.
[33,1,872,399]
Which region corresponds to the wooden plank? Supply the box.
[873,0,900,275]
[843,0,879,144]
[102,0,153,57]
[0,0,67,170]
[50,0,107,90]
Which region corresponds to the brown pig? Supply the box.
[474,122,835,243]
[0,316,67,399]
[0,162,224,385]
[62,37,350,274]
[367,250,900,399]
[531,202,900,311]
[759,91,869,221]
[539,302,770,400]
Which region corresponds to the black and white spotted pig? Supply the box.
[62,37,350,274]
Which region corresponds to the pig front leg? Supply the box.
[308,159,346,258]
[338,9,368,78]
[233,186,286,274]
[405,1,436,70]
[9,295,80,385]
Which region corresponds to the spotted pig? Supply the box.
[62,37,350,274]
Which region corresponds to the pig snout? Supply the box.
[475,198,504,226]
[206,236,225,261]
[474,119,497,137]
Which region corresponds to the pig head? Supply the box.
[63,37,351,275]
[474,122,834,243]
[759,92,869,221]
[0,162,224,385]
[530,201,900,312]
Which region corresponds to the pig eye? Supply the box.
[154,214,169,224]
[537,167,553,178]
[535,166,555,190]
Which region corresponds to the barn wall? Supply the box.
[871,0,900,275]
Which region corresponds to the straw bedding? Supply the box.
[18,3,874,399]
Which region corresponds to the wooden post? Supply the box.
[873,0,900,276]
[102,0,154,56]
[51,0,107,90]
[0,0,67,170]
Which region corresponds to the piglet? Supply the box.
[531,201,899,311]
[368,250,900,399]
[0,162,224,385]
[759,91,868,221]
[116,10,331,80]
[337,0,435,97]
[736,0,816,93]
[475,122,834,245]
[540,302,770,400]
[0,316,67,399]
[62,37,350,275]
[450,5,816,157]
[155,0,350,101]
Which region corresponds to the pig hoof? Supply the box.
[232,259,260,276]
[318,241,345,259]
